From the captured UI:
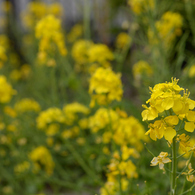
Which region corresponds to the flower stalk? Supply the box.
[171,136,177,195]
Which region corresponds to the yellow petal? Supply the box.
[184,122,195,132]
[164,115,179,125]
[186,111,195,122]
[172,100,183,113]
[162,98,174,110]
[164,127,176,141]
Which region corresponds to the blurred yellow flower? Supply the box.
[89,67,123,107]
[29,146,54,175]
[67,24,83,42]
[148,12,183,48]
[35,15,67,65]
[14,98,41,113]
[0,75,16,103]
[188,65,195,78]
[115,32,131,49]
[128,0,154,14]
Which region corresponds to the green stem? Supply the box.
[66,141,102,185]
[50,66,58,106]
[180,179,186,195]
[144,143,155,157]
[180,183,195,195]
[171,136,177,195]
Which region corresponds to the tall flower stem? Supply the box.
[171,136,177,195]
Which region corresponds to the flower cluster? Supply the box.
[188,65,195,78]
[21,2,63,29]
[133,60,153,86]
[115,32,131,49]
[148,12,183,48]
[10,64,31,81]
[14,98,41,113]
[67,24,83,42]
[36,107,66,129]
[72,40,114,73]
[63,102,90,125]
[100,146,138,195]
[88,44,114,67]
[89,108,119,133]
[0,75,16,103]
[142,78,195,141]
[71,39,93,71]
[0,45,7,68]
[35,15,67,66]
[89,67,123,107]
[89,107,147,153]
[29,146,54,175]
[128,0,154,15]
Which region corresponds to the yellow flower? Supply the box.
[148,12,183,48]
[128,0,154,14]
[46,124,59,136]
[188,65,195,78]
[36,107,66,129]
[14,161,30,174]
[89,67,123,107]
[115,32,131,49]
[29,146,54,175]
[89,108,119,133]
[14,98,41,113]
[88,44,114,66]
[133,60,153,78]
[145,119,177,141]
[0,75,16,103]
[4,106,17,118]
[35,15,67,65]
[0,34,10,50]
[151,152,171,169]
[21,1,63,29]
[0,45,7,68]
[71,39,93,72]
[113,116,147,150]
[177,134,191,155]
[67,24,83,42]
[182,162,195,182]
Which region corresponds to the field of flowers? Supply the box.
[1,0,195,194]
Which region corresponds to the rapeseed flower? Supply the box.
[14,161,30,174]
[21,2,63,29]
[143,78,195,141]
[35,15,67,65]
[63,102,90,125]
[29,146,54,175]
[89,108,119,133]
[133,60,153,84]
[88,44,114,67]
[67,24,83,42]
[36,107,66,129]
[14,98,41,113]
[151,152,171,170]
[0,75,16,103]
[0,45,7,68]
[113,116,147,150]
[182,161,195,182]
[188,65,195,78]
[115,32,131,49]
[148,12,183,48]
[89,67,123,107]
[71,39,93,71]
[128,0,154,15]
